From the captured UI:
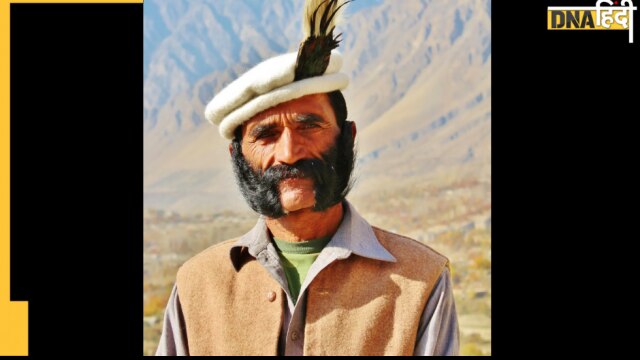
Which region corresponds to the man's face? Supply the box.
[242,93,340,213]
[230,93,355,218]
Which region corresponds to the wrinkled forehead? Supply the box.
[243,93,336,129]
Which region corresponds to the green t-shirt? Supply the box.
[272,236,332,304]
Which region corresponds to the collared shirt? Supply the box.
[272,236,333,303]
[156,201,459,356]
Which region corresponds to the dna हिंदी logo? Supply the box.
[547,0,636,43]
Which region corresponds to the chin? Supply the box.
[279,179,316,213]
[280,189,316,214]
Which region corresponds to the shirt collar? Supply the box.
[229,200,397,271]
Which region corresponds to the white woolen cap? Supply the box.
[204,50,349,140]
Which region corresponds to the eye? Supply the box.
[255,130,276,140]
[250,125,279,141]
[300,122,320,130]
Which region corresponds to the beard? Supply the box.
[230,121,356,219]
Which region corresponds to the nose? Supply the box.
[274,127,305,165]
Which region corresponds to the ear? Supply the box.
[350,121,357,141]
[228,143,233,156]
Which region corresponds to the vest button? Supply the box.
[267,291,276,302]
[290,331,299,341]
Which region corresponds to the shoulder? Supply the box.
[177,238,239,281]
[371,226,449,271]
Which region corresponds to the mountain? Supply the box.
[143,0,491,218]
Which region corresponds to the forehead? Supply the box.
[243,93,336,128]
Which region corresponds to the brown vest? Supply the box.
[176,227,448,356]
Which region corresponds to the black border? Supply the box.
[10,4,142,355]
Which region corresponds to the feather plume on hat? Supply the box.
[295,0,351,80]
[204,0,351,139]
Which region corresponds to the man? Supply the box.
[156,0,459,356]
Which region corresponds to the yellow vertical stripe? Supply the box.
[0,0,29,355]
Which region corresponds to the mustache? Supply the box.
[262,158,333,186]
[231,120,356,219]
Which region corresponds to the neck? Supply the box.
[266,202,344,243]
